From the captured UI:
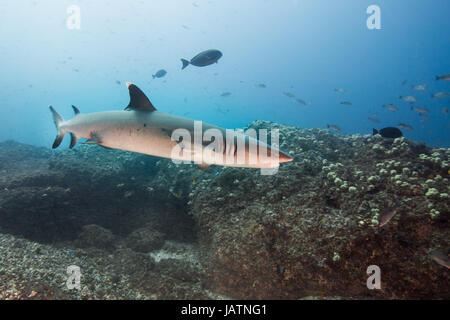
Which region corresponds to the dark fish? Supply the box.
[257,83,266,88]
[429,250,450,269]
[116,80,121,85]
[373,127,403,138]
[436,74,450,81]
[379,201,403,227]
[443,107,449,115]
[220,92,231,97]
[181,49,222,70]
[401,80,408,85]
[327,124,341,132]
[152,69,167,79]
[295,98,306,105]
[283,91,295,98]
[368,116,381,123]
[397,123,413,131]
[340,101,352,106]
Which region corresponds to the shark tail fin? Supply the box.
[49,105,66,149]
[181,58,190,70]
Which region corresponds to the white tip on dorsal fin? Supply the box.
[124,82,157,112]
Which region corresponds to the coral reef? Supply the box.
[0,120,448,299]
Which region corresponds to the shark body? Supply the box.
[50,83,293,169]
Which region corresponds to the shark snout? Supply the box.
[278,151,294,163]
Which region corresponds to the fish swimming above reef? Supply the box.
[382,104,398,112]
[283,92,295,98]
[368,116,381,123]
[399,96,417,103]
[327,124,341,132]
[373,127,403,138]
[152,69,167,79]
[49,83,292,169]
[436,74,450,81]
[432,92,450,98]
[397,123,413,131]
[412,84,427,91]
[429,250,450,269]
[295,98,306,105]
[378,201,403,227]
[181,49,222,70]
[411,106,430,114]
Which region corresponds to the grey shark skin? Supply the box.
[49,83,293,169]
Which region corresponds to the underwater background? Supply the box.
[0,0,449,300]
[0,0,449,147]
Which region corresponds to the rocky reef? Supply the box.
[0,121,448,299]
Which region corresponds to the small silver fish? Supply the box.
[327,124,341,132]
[432,92,450,98]
[334,88,345,93]
[379,202,403,227]
[436,74,450,81]
[340,101,352,106]
[368,116,381,123]
[412,84,427,91]
[383,104,399,112]
[399,96,417,103]
[411,106,430,114]
[397,122,413,130]
[429,250,450,269]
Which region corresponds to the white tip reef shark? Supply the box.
[49,82,293,169]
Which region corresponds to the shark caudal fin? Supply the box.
[181,58,190,70]
[49,105,81,149]
[49,105,65,149]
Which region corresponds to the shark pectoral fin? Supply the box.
[125,82,157,112]
[69,133,79,149]
[82,132,102,145]
[197,163,211,170]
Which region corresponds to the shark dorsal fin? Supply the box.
[72,105,80,115]
[125,82,157,112]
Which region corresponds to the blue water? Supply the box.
[0,0,449,148]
